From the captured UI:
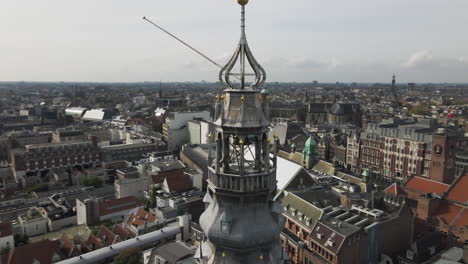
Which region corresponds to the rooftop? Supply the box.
[434,202,468,227]
[405,176,450,195]
[446,174,468,203]
[99,196,143,217]
[7,239,63,264]
[0,222,12,238]
[152,241,195,263]
[127,208,157,227]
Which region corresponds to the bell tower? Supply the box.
[198,0,286,263]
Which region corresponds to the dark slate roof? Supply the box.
[283,192,323,230]
[152,242,194,263]
[292,188,341,209]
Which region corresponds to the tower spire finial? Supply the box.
[219,0,266,90]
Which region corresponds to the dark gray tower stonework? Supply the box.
[198,1,286,263]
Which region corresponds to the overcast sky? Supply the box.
[1,0,468,83]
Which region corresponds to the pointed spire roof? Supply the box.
[219,1,266,90]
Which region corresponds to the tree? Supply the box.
[114,248,142,264]
[80,177,103,188]
[25,183,49,193]
[410,104,429,115]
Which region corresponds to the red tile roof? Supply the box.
[404,177,450,195]
[163,170,192,193]
[86,234,104,250]
[446,174,468,203]
[59,234,80,258]
[99,196,143,216]
[434,202,468,227]
[96,225,118,246]
[113,224,133,240]
[384,183,405,196]
[127,208,157,227]
[151,172,166,185]
[78,238,92,253]
[0,223,13,238]
[7,240,64,264]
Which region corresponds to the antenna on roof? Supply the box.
[143,17,223,69]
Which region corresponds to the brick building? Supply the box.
[403,174,468,242]
[280,189,412,264]
[351,124,459,184]
[11,141,101,186]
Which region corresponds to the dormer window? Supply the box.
[325,240,335,247]
[221,221,231,233]
[406,250,414,260]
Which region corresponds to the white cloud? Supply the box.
[404,50,433,67]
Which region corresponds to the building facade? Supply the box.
[350,124,459,184]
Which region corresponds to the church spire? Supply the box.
[198,1,286,263]
[219,0,266,90]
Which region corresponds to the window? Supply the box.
[221,221,231,233]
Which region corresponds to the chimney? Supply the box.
[90,136,98,147]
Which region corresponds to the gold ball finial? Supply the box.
[237,0,249,6]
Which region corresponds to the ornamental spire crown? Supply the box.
[219,0,266,90]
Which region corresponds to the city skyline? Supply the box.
[1,0,468,83]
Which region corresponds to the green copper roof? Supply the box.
[261,88,269,94]
[362,170,369,177]
[302,136,318,159]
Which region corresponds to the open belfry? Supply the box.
[198,0,286,263]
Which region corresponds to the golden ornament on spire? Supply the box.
[237,0,249,6]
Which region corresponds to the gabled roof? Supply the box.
[404,177,450,195]
[384,183,405,196]
[274,168,318,201]
[434,202,468,227]
[59,234,80,258]
[313,160,335,175]
[113,224,133,240]
[310,222,347,254]
[282,192,323,230]
[152,242,195,264]
[446,174,468,203]
[163,170,192,193]
[7,240,64,264]
[127,208,157,227]
[78,238,92,253]
[277,150,303,166]
[86,234,104,250]
[276,156,304,191]
[96,225,118,247]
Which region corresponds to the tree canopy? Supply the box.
[114,248,142,264]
